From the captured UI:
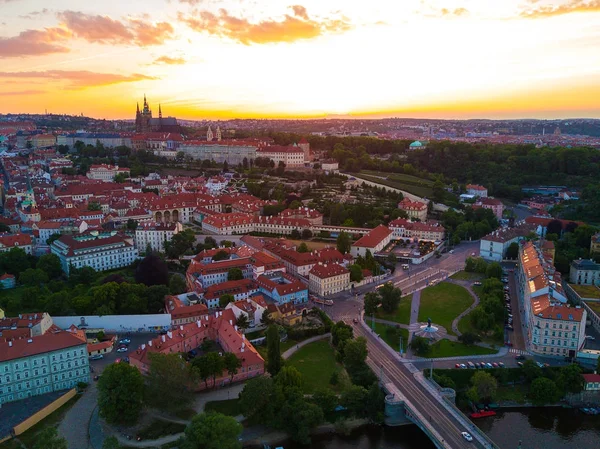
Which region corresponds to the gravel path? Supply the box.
[280,333,331,360]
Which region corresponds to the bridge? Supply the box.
[353,321,500,449]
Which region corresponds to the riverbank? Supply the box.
[242,419,371,448]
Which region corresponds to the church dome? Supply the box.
[409,141,423,148]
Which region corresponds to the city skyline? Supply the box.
[1,0,600,120]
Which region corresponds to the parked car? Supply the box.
[89,354,103,360]
[115,358,121,363]
[119,339,131,345]
[492,362,499,368]
[485,363,493,369]
[517,361,524,367]
[353,318,359,324]
[116,347,128,353]
[505,325,514,330]
[455,363,461,369]
[462,432,473,442]
[498,362,505,368]
[473,281,482,286]
[515,355,526,360]
[460,363,467,369]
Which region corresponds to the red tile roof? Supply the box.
[583,374,600,383]
[0,233,32,248]
[352,225,392,248]
[309,262,349,279]
[0,331,87,363]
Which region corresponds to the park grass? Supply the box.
[450,271,484,282]
[351,172,433,198]
[204,398,242,417]
[371,322,409,352]
[286,340,349,393]
[374,295,412,325]
[496,385,528,404]
[173,408,197,420]
[137,420,187,440]
[418,282,474,336]
[427,339,497,358]
[571,284,600,299]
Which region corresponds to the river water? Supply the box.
[282,409,600,449]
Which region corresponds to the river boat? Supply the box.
[470,410,497,419]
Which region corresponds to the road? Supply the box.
[352,321,478,449]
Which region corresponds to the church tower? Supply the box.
[135,94,152,133]
[216,126,222,141]
[298,137,311,161]
[207,126,214,141]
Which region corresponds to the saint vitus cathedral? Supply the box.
[135,95,181,133]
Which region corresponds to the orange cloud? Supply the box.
[152,55,186,65]
[57,11,174,46]
[0,89,47,96]
[521,0,600,18]
[179,5,352,44]
[440,7,469,17]
[0,27,71,58]
[0,70,156,89]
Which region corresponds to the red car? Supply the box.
[455,363,461,369]
[505,341,513,347]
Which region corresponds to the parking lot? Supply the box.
[88,332,157,375]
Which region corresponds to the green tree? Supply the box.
[169,274,187,295]
[471,371,497,403]
[102,436,120,449]
[557,364,584,394]
[88,201,101,211]
[280,398,323,444]
[289,200,302,209]
[97,362,144,424]
[204,352,225,387]
[212,249,230,261]
[239,377,276,423]
[341,384,368,416]
[336,231,351,254]
[32,427,67,449]
[219,294,235,308]
[134,253,169,286]
[0,247,31,275]
[378,282,402,314]
[183,412,243,449]
[275,366,303,392]
[521,359,543,383]
[365,382,385,423]
[165,229,196,258]
[146,353,194,411]
[297,242,309,253]
[204,236,218,249]
[387,253,398,264]
[343,337,368,370]
[46,233,62,246]
[126,219,138,231]
[529,377,560,404]
[312,388,338,420]
[114,173,128,183]
[458,331,481,346]
[505,242,519,259]
[37,254,62,279]
[223,352,242,382]
[349,264,364,283]
[235,313,250,330]
[19,268,48,287]
[301,229,313,240]
[410,336,430,356]
[363,291,380,315]
[227,268,244,281]
[486,262,503,280]
[331,321,354,349]
[290,229,302,239]
[266,324,282,376]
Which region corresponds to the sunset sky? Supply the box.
[1,0,599,120]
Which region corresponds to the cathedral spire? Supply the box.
[159,104,162,119]
[136,102,140,113]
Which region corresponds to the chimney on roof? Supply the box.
[27,339,32,343]
[148,340,152,347]
[8,341,12,347]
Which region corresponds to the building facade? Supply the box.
[398,198,428,222]
[569,259,600,286]
[309,263,350,296]
[0,332,89,405]
[51,232,138,275]
[351,225,392,258]
[87,164,130,181]
[134,222,183,253]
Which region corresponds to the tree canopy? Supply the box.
[97,362,144,424]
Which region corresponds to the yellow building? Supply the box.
[309,262,350,296]
[31,134,56,148]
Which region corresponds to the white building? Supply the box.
[87,164,130,181]
[466,184,488,198]
[351,225,392,258]
[256,145,305,167]
[569,259,600,286]
[0,331,89,405]
[479,223,536,261]
[388,219,445,242]
[309,262,350,296]
[134,222,183,253]
[51,232,138,275]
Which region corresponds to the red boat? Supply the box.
[470,410,497,419]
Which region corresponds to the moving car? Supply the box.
[461,431,473,442]
[89,354,103,360]
[473,281,482,286]
[517,361,524,367]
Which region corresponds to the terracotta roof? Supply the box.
[0,331,87,363]
[536,305,584,322]
[0,233,32,248]
[310,262,349,279]
[352,225,392,249]
[583,374,600,383]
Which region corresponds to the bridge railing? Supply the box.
[426,377,501,449]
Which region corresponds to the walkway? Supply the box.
[410,290,421,325]
[281,333,331,360]
[58,384,98,449]
[446,279,480,337]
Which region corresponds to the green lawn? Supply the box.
[351,172,433,198]
[427,339,497,358]
[137,420,187,440]
[374,295,412,325]
[419,282,474,336]
[371,322,409,352]
[571,284,600,299]
[450,271,484,282]
[286,340,349,393]
[204,398,242,416]
[584,300,600,314]
[496,385,528,404]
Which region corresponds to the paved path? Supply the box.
[193,383,246,412]
[446,279,480,337]
[409,290,421,325]
[58,384,98,449]
[281,333,331,360]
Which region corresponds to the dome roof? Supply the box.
[409,141,423,147]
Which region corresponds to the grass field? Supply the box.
[374,295,412,325]
[371,322,409,351]
[352,172,434,198]
[286,340,349,393]
[570,284,600,299]
[419,282,474,336]
[496,385,528,404]
[137,420,187,440]
[427,339,497,358]
[450,271,484,282]
[204,398,242,416]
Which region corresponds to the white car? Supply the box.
[116,347,128,353]
[462,431,473,442]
